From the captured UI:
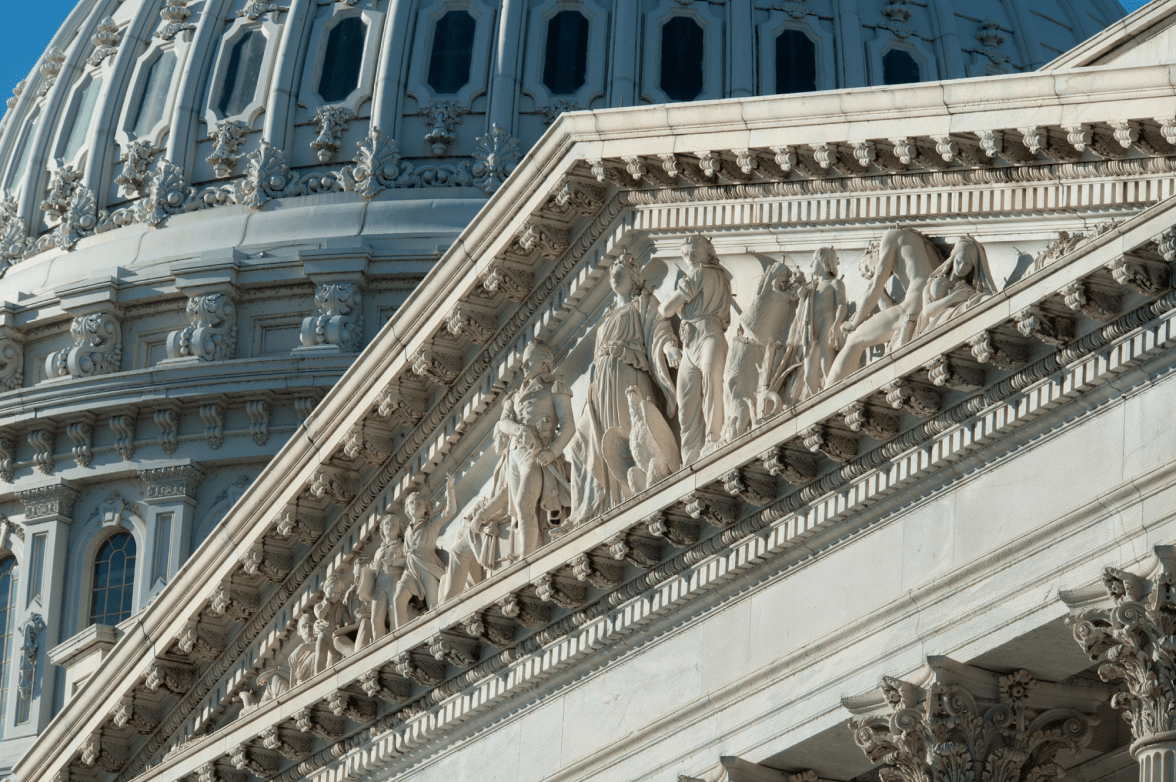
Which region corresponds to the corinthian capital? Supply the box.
[845,656,1103,782]
[1065,546,1176,750]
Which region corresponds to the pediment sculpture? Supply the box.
[236,224,999,718]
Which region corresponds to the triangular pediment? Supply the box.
[1045,0,1176,69]
[18,63,1176,782]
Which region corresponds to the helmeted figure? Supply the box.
[916,235,997,336]
[659,234,733,465]
[568,254,678,524]
[791,247,847,400]
[495,342,574,559]
[390,475,458,630]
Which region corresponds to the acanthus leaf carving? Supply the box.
[720,469,776,507]
[588,158,631,188]
[176,619,226,661]
[18,613,45,702]
[848,659,1098,782]
[238,142,301,209]
[966,331,1029,370]
[471,124,521,193]
[423,100,462,155]
[392,652,445,686]
[46,312,122,379]
[274,506,325,545]
[358,669,411,703]
[645,512,699,548]
[554,177,606,216]
[0,435,16,482]
[459,612,517,647]
[300,283,363,352]
[81,732,129,773]
[605,533,661,568]
[376,381,428,425]
[479,261,533,302]
[237,0,289,21]
[260,726,310,760]
[882,380,941,418]
[569,553,623,589]
[428,634,480,669]
[0,196,29,264]
[758,446,818,485]
[139,464,204,500]
[1105,254,1170,296]
[411,346,462,386]
[229,743,280,778]
[531,573,586,609]
[924,355,984,390]
[0,334,26,392]
[17,484,78,519]
[1060,280,1120,322]
[115,140,155,197]
[495,594,551,628]
[514,218,570,260]
[446,305,496,343]
[167,293,237,361]
[307,467,358,505]
[683,491,740,528]
[339,128,402,198]
[144,660,196,695]
[293,707,343,741]
[112,694,160,735]
[1015,307,1074,347]
[840,402,899,441]
[310,105,355,163]
[239,542,291,583]
[208,584,259,622]
[800,425,857,463]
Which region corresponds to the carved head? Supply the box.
[812,246,839,278]
[680,234,717,268]
[521,342,554,377]
[947,235,979,280]
[610,253,644,297]
[404,492,428,522]
[297,613,315,643]
[379,513,397,542]
[322,574,344,601]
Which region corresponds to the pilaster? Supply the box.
[138,463,205,594]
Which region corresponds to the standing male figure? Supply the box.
[495,341,574,560]
[659,234,732,465]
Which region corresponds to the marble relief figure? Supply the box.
[568,254,679,523]
[916,235,996,336]
[825,227,942,385]
[439,490,510,602]
[353,515,406,644]
[495,342,574,559]
[723,259,802,438]
[391,476,458,629]
[313,572,354,673]
[659,235,733,464]
[791,247,847,401]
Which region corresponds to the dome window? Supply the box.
[218,30,267,117]
[89,532,136,627]
[882,49,920,85]
[543,11,589,96]
[660,16,704,102]
[775,30,816,94]
[131,50,177,138]
[6,113,39,190]
[0,556,16,736]
[318,16,367,104]
[61,77,103,163]
[428,10,476,95]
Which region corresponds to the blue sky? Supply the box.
[0,0,1155,108]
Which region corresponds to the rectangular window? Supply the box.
[27,534,45,607]
[153,513,173,585]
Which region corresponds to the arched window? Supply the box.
[660,16,704,101]
[427,10,476,94]
[882,49,920,85]
[90,532,136,627]
[6,112,39,189]
[218,30,267,116]
[775,30,816,94]
[543,11,589,95]
[317,17,367,103]
[0,557,17,736]
[61,78,103,162]
[131,50,177,137]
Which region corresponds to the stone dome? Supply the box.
[0,0,1125,771]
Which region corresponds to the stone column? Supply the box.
[844,656,1104,782]
[728,0,755,98]
[14,481,79,733]
[487,0,525,135]
[831,0,866,88]
[1065,546,1176,781]
[608,0,639,107]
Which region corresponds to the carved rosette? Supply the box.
[300,283,364,352]
[46,313,122,379]
[848,660,1098,782]
[166,293,237,361]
